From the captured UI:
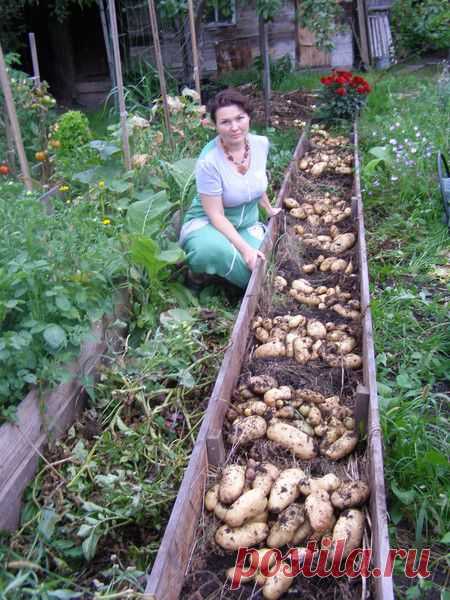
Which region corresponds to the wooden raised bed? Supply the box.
[0,187,129,531]
[145,126,394,600]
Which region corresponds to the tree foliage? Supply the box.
[391,0,450,55]
[297,0,344,51]
[0,0,96,52]
[256,0,283,22]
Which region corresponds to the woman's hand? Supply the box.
[267,206,282,218]
[242,246,266,271]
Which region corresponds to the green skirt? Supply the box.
[181,199,264,288]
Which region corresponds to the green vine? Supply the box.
[297,0,344,51]
[256,0,283,22]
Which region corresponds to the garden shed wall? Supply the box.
[126,0,354,77]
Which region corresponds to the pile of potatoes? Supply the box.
[294,225,356,256]
[281,278,360,319]
[283,195,352,226]
[310,130,349,148]
[206,462,369,598]
[298,148,353,177]
[298,253,353,275]
[251,313,362,369]
[227,378,359,461]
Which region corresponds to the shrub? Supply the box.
[52,110,92,155]
[51,110,94,177]
[391,0,450,56]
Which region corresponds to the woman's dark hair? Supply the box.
[207,89,252,124]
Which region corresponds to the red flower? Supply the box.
[320,76,334,85]
[335,76,348,85]
[352,75,367,85]
[334,69,353,81]
[356,83,372,94]
[335,87,347,96]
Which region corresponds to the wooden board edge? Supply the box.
[354,124,394,600]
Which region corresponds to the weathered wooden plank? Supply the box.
[354,124,394,600]
[0,322,105,530]
[298,28,330,67]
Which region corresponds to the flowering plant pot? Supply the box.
[317,70,372,121]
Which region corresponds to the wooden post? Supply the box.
[147,0,174,149]
[258,16,271,127]
[98,0,116,92]
[28,33,40,88]
[0,43,32,190]
[107,0,131,171]
[293,0,301,69]
[4,109,17,173]
[356,0,370,67]
[187,0,201,102]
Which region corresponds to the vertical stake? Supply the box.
[107,0,131,170]
[147,0,174,149]
[258,16,271,127]
[356,0,370,67]
[98,0,116,93]
[0,43,32,190]
[187,0,201,102]
[28,33,41,88]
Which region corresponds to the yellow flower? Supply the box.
[102,218,111,225]
[98,180,105,189]
[59,185,69,192]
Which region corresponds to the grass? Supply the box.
[358,65,450,597]
[216,60,326,93]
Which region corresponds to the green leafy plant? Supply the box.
[0,186,125,420]
[0,55,57,177]
[391,0,450,56]
[297,0,344,51]
[50,110,95,177]
[256,0,283,21]
[119,60,178,114]
[0,302,234,597]
[253,54,293,90]
[317,70,372,121]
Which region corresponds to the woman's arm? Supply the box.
[259,192,282,217]
[200,194,265,271]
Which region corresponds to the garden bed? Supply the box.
[0,184,130,531]
[145,125,393,600]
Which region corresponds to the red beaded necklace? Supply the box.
[221,137,250,174]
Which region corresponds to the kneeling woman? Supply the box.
[179,89,280,289]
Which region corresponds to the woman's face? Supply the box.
[215,104,250,147]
